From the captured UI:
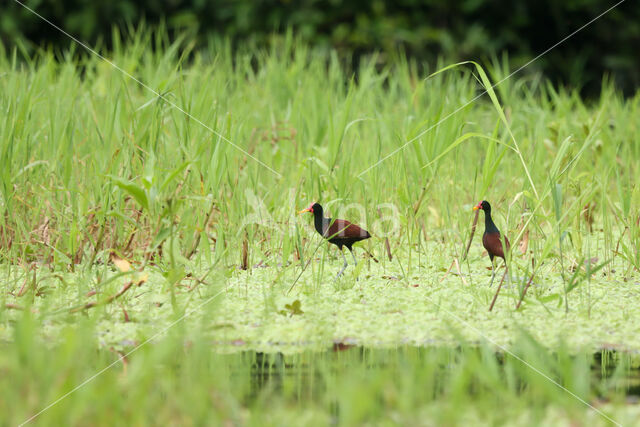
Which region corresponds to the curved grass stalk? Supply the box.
[428,61,540,200]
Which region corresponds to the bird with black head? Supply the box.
[298,202,371,278]
[473,200,510,286]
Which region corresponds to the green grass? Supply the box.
[1,29,640,424]
[2,315,640,426]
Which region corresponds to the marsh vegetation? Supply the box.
[1,30,640,424]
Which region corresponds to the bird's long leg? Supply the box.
[349,248,360,281]
[336,248,348,278]
[488,258,496,286]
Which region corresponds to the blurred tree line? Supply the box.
[2,0,639,95]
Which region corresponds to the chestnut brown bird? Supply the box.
[473,200,510,286]
[298,202,371,277]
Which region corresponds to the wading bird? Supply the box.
[298,202,371,278]
[473,200,510,286]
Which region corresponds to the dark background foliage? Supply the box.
[2,0,639,95]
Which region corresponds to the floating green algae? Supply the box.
[2,239,639,355]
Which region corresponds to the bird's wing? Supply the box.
[326,219,370,239]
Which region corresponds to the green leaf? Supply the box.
[549,136,573,179]
[151,227,172,249]
[142,152,156,190]
[312,157,329,172]
[162,266,186,287]
[283,299,304,316]
[551,183,562,221]
[108,175,149,211]
[160,161,191,191]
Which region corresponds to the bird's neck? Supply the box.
[484,211,500,234]
[313,212,328,236]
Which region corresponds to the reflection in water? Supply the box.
[243,346,640,408]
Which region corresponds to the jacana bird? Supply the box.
[298,202,371,277]
[473,200,510,286]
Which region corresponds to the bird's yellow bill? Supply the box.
[472,206,480,211]
[298,208,311,214]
